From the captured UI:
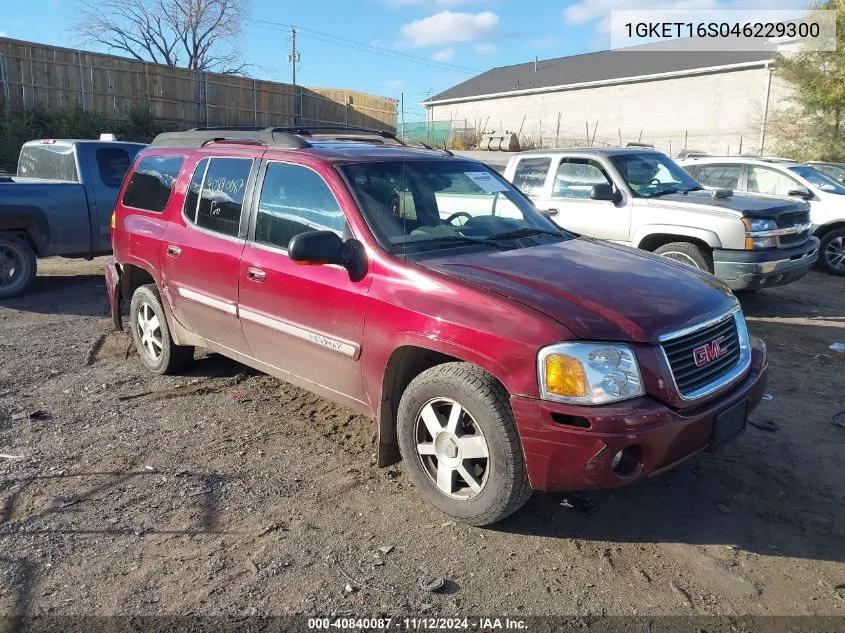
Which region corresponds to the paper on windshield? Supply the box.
[465,171,510,193]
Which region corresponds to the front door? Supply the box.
[534,157,631,242]
[160,155,256,355]
[238,160,371,407]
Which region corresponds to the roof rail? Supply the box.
[149,125,408,149]
[150,127,311,149]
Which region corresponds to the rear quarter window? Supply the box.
[121,155,185,213]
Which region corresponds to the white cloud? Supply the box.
[400,11,499,47]
[388,79,405,87]
[474,43,496,54]
[0,32,6,38]
[386,0,477,7]
[432,48,456,61]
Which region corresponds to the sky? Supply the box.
[3,0,809,124]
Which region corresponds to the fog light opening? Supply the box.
[611,445,643,478]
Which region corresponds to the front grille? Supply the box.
[779,230,811,247]
[775,211,809,228]
[662,313,741,397]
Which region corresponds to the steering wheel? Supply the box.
[445,211,474,225]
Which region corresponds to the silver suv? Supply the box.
[679,156,845,275]
[503,148,819,291]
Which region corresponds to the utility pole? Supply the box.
[288,28,300,124]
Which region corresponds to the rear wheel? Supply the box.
[397,362,531,526]
[0,233,37,299]
[819,228,845,275]
[129,284,194,374]
[654,241,712,273]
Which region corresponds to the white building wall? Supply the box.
[427,67,782,157]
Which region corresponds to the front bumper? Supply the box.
[513,339,768,492]
[713,238,819,291]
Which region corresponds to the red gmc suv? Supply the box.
[106,126,769,526]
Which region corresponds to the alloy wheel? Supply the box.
[659,251,701,269]
[414,397,490,500]
[825,236,845,271]
[135,302,163,361]
[0,245,21,288]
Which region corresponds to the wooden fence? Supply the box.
[0,37,397,131]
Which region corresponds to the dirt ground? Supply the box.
[0,257,843,620]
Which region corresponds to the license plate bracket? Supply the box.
[709,398,749,451]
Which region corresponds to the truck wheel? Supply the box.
[396,362,532,526]
[819,228,845,275]
[129,284,194,375]
[0,233,37,299]
[654,242,713,273]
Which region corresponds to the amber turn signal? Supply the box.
[544,354,587,398]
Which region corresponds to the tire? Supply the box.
[0,233,37,299]
[129,284,194,375]
[654,241,713,273]
[396,362,531,526]
[818,228,845,275]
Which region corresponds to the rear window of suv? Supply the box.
[122,155,185,212]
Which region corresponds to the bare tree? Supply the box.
[73,0,249,74]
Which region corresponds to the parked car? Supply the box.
[679,156,845,275]
[107,126,769,526]
[0,138,145,297]
[805,161,845,185]
[502,148,818,291]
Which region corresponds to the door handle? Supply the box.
[166,245,182,258]
[247,267,266,282]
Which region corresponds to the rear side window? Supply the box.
[254,162,346,250]
[17,145,79,182]
[96,147,132,188]
[511,157,550,196]
[697,164,741,189]
[194,158,253,237]
[122,155,184,212]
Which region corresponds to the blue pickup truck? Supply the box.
[0,138,145,297]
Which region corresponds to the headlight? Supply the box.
[538,342,645,405]
[743,217,778,249]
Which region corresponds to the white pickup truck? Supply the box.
[501,148,819,292]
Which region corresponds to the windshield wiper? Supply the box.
[646,186,702,198]
[405,235,513,250]
[487,227,563,241]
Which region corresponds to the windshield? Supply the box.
[340,159,566,253]
[811,163,845,183]
[608,152,702,197]
[789,165,845,194]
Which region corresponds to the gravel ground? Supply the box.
[0,257,843,619]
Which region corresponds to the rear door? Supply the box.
[159,153,257,355]
[534,157,631,241]
[238,158,370,408]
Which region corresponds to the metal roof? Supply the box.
[425,44,775,104]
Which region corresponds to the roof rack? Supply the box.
[149,125,409,149]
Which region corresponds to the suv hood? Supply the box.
[644,190,809,218]
[417,238,737,343]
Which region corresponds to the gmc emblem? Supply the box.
[693,336,727,367]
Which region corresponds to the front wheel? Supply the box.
[819,228,845,275]
[397,362,531,526]
[0,233,37,299]
[654,241,713,272]
[129,284,194,375]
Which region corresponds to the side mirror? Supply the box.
[540,207,559,218]
[591,183,621,202]
[787,187,813,200]
[289,231,348,266]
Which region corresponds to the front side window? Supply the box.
[787,165,845,195]
[96,147,132,188]
[696,164,742,190]
[512,157,551,197]
[553,159,613,199]
[747,166,801,197]
[254,162,347,250]
[609,152,701,198]
[194,158,253,237]
[340,159,565,254]
[122,155,184,213]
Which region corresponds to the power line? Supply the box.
[245,18,480,75]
